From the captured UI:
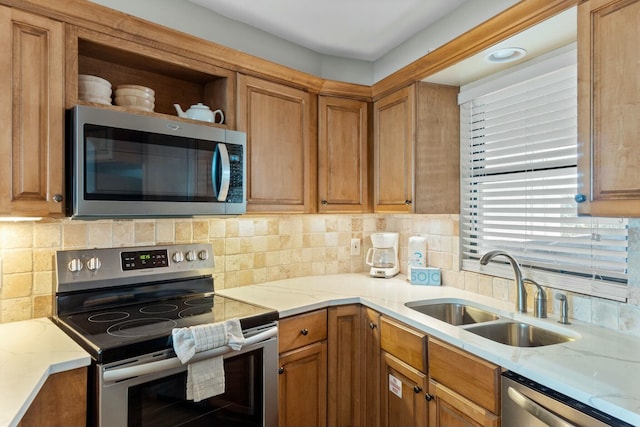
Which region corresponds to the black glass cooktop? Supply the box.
[53,294,277,364]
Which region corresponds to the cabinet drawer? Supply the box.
[428,338,500,414]
[279,309,328,353]
[380,316,426,372]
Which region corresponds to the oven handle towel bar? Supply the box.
[103,325,278,383]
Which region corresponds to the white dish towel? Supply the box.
[172,318,244,402]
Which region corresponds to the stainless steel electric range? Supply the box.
[52,243,278,427]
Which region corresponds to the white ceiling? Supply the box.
[188,0,469,61]
[426,7,577,86]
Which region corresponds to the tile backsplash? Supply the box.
[1,214,639,338]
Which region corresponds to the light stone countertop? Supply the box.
[217,272,640,426]
[0,317,91,427]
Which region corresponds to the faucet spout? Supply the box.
[479,250,527,313]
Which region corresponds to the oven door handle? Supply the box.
[507,386,577,427]
[103,326,278,383]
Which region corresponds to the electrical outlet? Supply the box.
[350,238,361,256]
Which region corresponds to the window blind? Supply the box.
[460,46,628,301]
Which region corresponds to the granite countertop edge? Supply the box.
[0,317,91,427]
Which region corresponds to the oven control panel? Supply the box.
[121,249,169,271]
[55,243,215,293]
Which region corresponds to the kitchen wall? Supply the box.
[1,214,639,338]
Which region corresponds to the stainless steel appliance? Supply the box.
[52,243,278,427]
[66,105,246,218]
[502,371,633,427]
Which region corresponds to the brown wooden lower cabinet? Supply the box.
[428,380,499,427]
[380,351,429,427]
[327,305,362,427]
[278,309,328,427]
[278,341,328,427]
[277,308,502,427]
[18,367,87,427]
[428,338,500,427]
[361,307,381,427]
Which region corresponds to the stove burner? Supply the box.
[184,296,213,306]
[107,318,178,338]
[139,304,178,314]
[88,311,130,323]
[178,306,213,319]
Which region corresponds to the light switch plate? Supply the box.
[350,238,361,256]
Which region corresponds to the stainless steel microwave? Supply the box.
[66,105,246,218]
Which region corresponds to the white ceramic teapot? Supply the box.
[174,103,224,124]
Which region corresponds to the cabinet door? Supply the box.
[381,351,428,427]
[18,367,87,427]
[361,307,381,427]
[380,315,427,372]
[278,341,328,427]
[373,85,415,213]
[318,96,369,213]
[328,305,362,427]
[415,82,460,214]
[237,74,314,213]
[0,6,64,216]
[577,0,640,216]
[428,339,500,415]
[428,380,499,427]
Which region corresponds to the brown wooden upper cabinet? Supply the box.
[373,82,459,214]
[318,96,369,213]
[577,0,640,216]
[0,6,65,217]
[237,74,314,213]
[373,85,415,213]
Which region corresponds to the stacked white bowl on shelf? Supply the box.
[78,74,112,105]
[115,85,155,112]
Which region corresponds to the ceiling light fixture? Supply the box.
[485,47,527,63]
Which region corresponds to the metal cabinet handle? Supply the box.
[53,194,63,203]
[405,199,412,205]
[574,194,587,203]
[278,367,284,374]
[413,385,422,394]
[321,200,328,205]
[369,322,377,329]
[300,328,309,336]
[425,393,434,401]
[507,387,576,427]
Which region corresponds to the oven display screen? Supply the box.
[121,249,169,270]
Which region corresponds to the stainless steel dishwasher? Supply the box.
[502,371,633,427]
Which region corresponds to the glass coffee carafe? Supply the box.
[366,232,399,278]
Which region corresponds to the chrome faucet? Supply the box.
[480,250,527,313]
[523,278,547,318]
[555,294,570,324]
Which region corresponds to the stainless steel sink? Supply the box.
[405,300,500,326]
[465,321,574,347]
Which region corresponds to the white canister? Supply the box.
[408,236,427,283]
[408,236,427,268]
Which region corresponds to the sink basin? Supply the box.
[405,300,499,326]
[466,321,574,347]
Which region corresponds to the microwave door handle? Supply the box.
[213,143,231,201]
[507,386,577,427]
[103,326,278,383]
